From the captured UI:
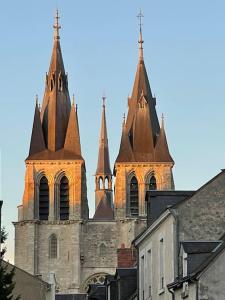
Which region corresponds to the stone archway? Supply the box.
[81,272,108,292]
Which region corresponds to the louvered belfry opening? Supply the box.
[60,176,69,220]
[39,176,49,220]
[149,176,157,190]
[130,176,139,216]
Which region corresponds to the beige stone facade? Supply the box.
[114,163,174,218]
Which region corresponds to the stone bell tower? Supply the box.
[114,14,174,243]
[14,11,88,294]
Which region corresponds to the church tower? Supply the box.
[14,11,88,293]
[114,14,174,237]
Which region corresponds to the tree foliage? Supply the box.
[0,227,20,300]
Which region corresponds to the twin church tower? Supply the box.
[14,12,174,294]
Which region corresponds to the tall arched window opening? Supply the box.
[149,176,157,190]
[99,177,104,190]
[99,243,107,257]
[60,176,69,220]
[49,234,57,259]
[130,176,139,216]
[39,176,49,220]
[105,177,109,189]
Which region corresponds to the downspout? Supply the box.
[196,280,199,300]
[169,208,179,278]
[168,287,175,300]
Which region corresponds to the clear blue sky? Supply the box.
[1,1,225,262]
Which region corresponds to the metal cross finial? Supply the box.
[102,92,106,107]
[137,9,144,32]
[137,9,144,59]
[53,9,61,40]
[161,113,165,126]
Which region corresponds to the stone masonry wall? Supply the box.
[81,221,117,288]
[178,171,225,241]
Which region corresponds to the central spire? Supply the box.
[96,95,112,175]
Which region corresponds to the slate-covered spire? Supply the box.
[155,115,174,163]
[64,95,82,157]
[29,96,46,156]
[94,96,113,219]
[96,96,112,175]
[116,16,160,163]
[40,10,71,152]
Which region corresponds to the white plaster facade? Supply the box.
[134,210,176,300]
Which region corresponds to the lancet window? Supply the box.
[39,176,49,220]
[59,176,69,220]
[49,234,57,259]
[149,176,157,190]
[129,176,139,216]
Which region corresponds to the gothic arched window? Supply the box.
[39,176,49,220]
[130,176,139,216]
[105,177,109,189]
[149,176,157,190]
[49,234,57,259]
[60,176,69,220]
[99,177,104,190]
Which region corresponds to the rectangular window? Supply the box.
[183,252,188,277]
[160,238,164,289]
[147,249,152,297]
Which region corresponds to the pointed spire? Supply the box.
[40,11,71,152]
[118,10,160,163]
[96,95,112,175]
[28,97,46,156]
[155,114,174,163]
[64,96,82,157]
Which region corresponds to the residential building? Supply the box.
[168,238,225,299]
[134,170,225,299]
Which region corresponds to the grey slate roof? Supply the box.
[182,241,222,275]
[93,194,114,220]
[87,284,106,300]
[115,268,137,300]
[168,235,225,290]
[146,190,195,226]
